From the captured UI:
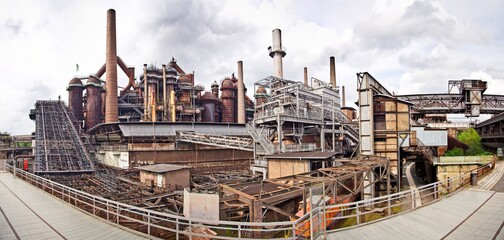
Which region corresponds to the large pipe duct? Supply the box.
[105,9,118,123]
[237,61,245,124]
[303,67,308,87]
[342,85,346,107]
[330,56,336,89]
[269,29,286,78]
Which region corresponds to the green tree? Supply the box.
[444,147,464,156]
[456,128,491,156]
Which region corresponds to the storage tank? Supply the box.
[67,77,84,122]
[200,92,221,122]
[220,78,236,123]
[85,76,103,130]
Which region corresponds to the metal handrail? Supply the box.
[5,159,495,239]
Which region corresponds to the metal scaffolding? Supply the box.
[34,100,95,173]
[252,75,359,155]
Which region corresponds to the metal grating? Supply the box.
[34,100,94,173]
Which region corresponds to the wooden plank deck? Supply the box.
[0,173,148,240]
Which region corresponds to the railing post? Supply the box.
[93,196,96,215]
[387,195,391,216]
[116,203,119,224]
[176,218,179,240]
[188,219,192,240]
[356,202,360,225]
[147,212,151,236]
[292,222,296,239]
[107,202,109,221]
[434,183,438,200]
[238,224,241,239]
[412,191,416,209]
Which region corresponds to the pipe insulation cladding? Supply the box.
[105,9,118,123]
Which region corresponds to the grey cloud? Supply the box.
[1,18,22,37]
[353,0,459,51]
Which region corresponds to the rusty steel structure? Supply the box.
[221,76,237,123]
[34,100,95,173]
[396,79,504,118]
[220,156,390,223]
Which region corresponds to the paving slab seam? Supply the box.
[0,206,21,240]
[441,191,496,239]
[0,179,68,240]
[493,218,504,240]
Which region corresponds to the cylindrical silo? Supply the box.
[200,92,219,122]
[67,77,84,122]
[85,76,103,130]
[220,78,236,123]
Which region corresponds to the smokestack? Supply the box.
[342,85,346,107]
[237,61,246,124]
[303,67,308,87]
[330,56,336,89]
[269,29,286,78]
[143,64,148,120]
[162,64,167,121]
[105,9,118,123]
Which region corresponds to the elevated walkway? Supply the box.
[326,161,504,240]
[0,172,149,239]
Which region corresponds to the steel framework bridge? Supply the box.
[396,80,504,117]
[34,100,95,174]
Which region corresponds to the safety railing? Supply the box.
[317,160,495,238]
[5,159,495,239]
[5,164,301,239]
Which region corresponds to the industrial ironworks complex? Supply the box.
[2,8,504,239]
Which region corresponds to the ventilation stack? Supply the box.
[342,85,346,107]
[303,67,308,87]
[105,9,118,123]
[269,29,286,78]
[237,61,246,124]
[330,56,336,89]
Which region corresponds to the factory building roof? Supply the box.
[135,164,189,173]
[265,151,338,160]
[88,122,250,137]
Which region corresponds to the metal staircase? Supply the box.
[246,123,275,155]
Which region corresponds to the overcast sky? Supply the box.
[1,0,503,134]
